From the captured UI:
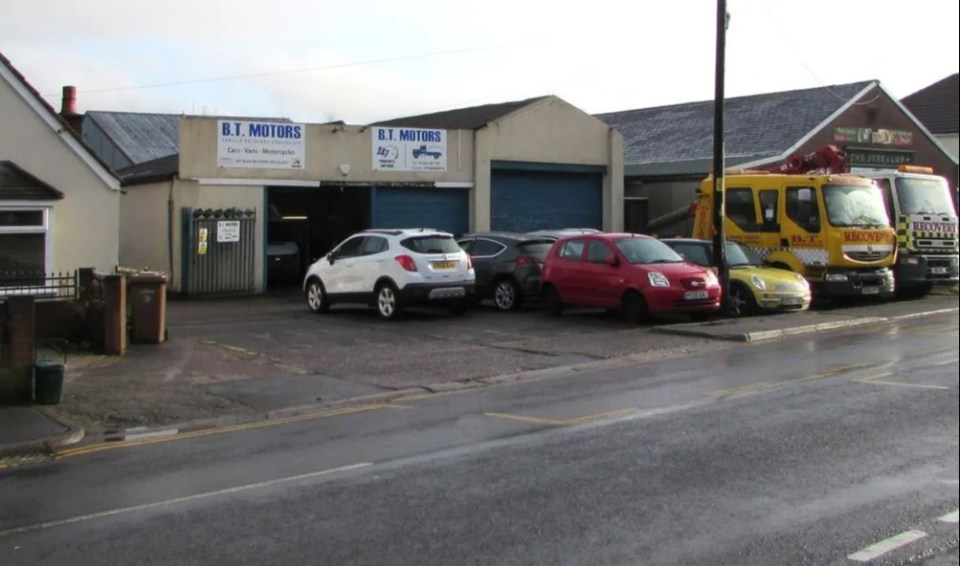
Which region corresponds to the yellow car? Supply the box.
[661,238,812,316]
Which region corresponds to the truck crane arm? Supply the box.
[769,144,847,174]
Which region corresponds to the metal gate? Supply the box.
[181,207,257,296]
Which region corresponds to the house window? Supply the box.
[0,207,50,274]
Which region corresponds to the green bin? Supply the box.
[34,361,65,405]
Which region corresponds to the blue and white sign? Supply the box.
[218,120,305,170]
[372,127,447,172]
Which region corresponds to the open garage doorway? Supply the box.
[266,185,370,290]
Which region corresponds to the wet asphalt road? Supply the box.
[1,312,957,565]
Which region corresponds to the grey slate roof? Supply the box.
[901,73,959,135]
[372,96,549,129]
[596,81,876,171]
[0,161,64,200]
[116,153,179,186]
[85,111,180,165]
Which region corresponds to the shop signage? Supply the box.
[845,147,915,168]
[218,120,305,170]
[372,127,447,172]
[833,127,913,147]
[217,220,241,243]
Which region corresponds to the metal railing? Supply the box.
[0,270,78,301]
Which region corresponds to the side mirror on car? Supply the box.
[326,251,335,265]
[606,256,620,267]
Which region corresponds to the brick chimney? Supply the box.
[60,85,83,134]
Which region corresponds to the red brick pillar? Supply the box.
[103,274,127,356]
[2,296,37,404]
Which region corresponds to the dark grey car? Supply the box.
[457,232,555,311]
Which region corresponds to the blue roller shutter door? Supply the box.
[372,186,469,236]
[491,170,603,232]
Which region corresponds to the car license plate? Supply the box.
[431,261,456,269]
[684,290,709,300]
[931,267,948,274]
[861,286,879,295]
[781,297,803,306]
[428,287,465,299]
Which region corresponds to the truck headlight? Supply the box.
[825,273,849,282]
[750,274,766,290]
[902,256,921,265]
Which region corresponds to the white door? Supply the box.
[325,236,365,294]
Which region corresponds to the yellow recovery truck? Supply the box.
[691,171,898,299]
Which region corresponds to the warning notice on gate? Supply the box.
[217,220,241,243]
[218,120,305,170]
[372,127,447,172]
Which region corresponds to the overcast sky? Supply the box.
[2,0,958,124]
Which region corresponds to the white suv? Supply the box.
[303,228,476,320]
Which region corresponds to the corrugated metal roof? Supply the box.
[597,81,876,167]
[372,96,549,129]
[0,161,64,200]
[902,73,959,135]
[85,111,180,165]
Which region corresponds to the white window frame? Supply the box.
[0,201,55,276]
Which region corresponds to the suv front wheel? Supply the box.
[375,282,403,320]
[306,279,330,314]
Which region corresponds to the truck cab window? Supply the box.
[786,187,820,233]
[759,189,779,231]
[725,188,758,230]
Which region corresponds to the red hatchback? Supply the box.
[540,233,722,322]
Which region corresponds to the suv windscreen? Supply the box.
[615,238,684,264]
[401,235,461,254]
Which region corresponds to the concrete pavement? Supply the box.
[0,288,956,463]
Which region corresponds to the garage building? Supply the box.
[116,96,623,295]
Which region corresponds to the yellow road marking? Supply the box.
[394,387,484,402]
[485,407,638,427]
[708,362,879,398]
[380,403,414,409]
[484,412,566,426]
[56,404,398,459]
[709,382,772,397]
[563,407,637,425]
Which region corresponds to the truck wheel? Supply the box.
[896,282,933,299]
